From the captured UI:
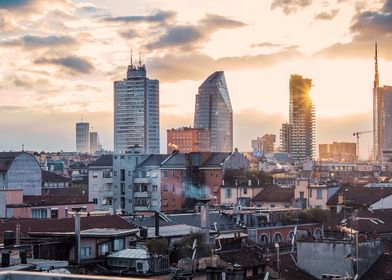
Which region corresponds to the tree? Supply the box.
[145,238,169,257]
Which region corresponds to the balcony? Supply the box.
[133,191,151,198]
[134,177,151,184]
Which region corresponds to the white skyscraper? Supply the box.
[114,58,159,154]
[76,122,90,153]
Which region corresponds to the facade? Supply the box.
[194,71,233,152]
[76,122,90,153]
[279,122,291,153]
[0,152,42,195]
[289,74,315,160]
[113,146,148,214]
[318,142,356,162]
[251,185,294,208]
[167,127,210,153]
[220,185,264,207]
[294,180,339,209]
[42,170,71,189]
[381,86,392,162]
[114,60,159,154]
[88,155,113,211]
[89,132,99,154]
[251,134,276,154]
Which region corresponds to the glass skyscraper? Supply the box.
[194,71,233,152]
[114,60,159,154]
[76,122,89,153]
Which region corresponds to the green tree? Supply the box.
[146,238,169,257]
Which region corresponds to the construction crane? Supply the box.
[353,130,373,161]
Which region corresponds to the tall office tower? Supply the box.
[90,132,99,154]
[194,71,233,152]
[280,123,291,153]
[381,86,392,161]
[114,57,159,154]
[289,74,315,160]
[76,122,90,153]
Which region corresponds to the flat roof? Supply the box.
[108,249,149,259]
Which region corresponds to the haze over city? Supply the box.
[1,0,392,158]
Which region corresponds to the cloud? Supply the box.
[1,35,76,48]
[315,0,392,59]
[148,49,304,82]
[145,13,246,51]
[117,29,140,39]
[271,0,314,15]
[102,10,176,24]
[34,56,94,74]
[314,9,339,20]
[251,42,283,48]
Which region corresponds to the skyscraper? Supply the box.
[279,122,291,153]
[114,57,159,154]
[289,74,315,160]
[373,41,382,162]
[89,131,99,154]
[194,71,233,152]
[76,122,89,153]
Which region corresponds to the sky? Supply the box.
[1,0,392,159]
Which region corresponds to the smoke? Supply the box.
[184,184,215,200]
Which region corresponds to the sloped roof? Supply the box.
[160,153,204,168]
[138,154,169,168]
[0,215,135,240]
[327,186,392,206]
[252,185,294,203]
[20,194,90,207]
[218,249,263,268]
[89,155,113,167]
[202,152,231,167]
[42,170,71,183]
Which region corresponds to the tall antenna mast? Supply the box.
[374,41,379,88]
[139,50,142,67]
[130,48,133,67]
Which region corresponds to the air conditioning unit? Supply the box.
[136,260,149,273]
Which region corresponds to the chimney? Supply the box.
[155,211,160,237]
[74,208,82,264]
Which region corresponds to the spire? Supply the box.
[374,41,379,89]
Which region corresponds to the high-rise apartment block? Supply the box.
[194,71,233,152]
[251,134,276,154]
[319,142,356,162]
[373,42,392,162]
[76,122,89,153]
[167,127,210,153]
[280,123,291,153]
[114,59,159,154]
[289,74,315,160]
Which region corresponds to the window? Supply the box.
[243,188,248,195]
[314,228,322,239]
[114,239,124,251]
[92,172,98,178]
[317,189,323,199]
[81,247,92,257]
[128,171,132,176]
[258,234,269,245]
[50,209,58,219]
[210,172,213,178]
[32,208,48,218]
[120,169,125,181]
[172,185,175,192]
[163,185,168,192]
[113,171,117,176]
[93,198,98,204]
[103,170,112,178]
[152,185,158,191]
[309,189,312,197]
[225,188,232,198]
[272,232,283,243]
[163,170,168,177]
[299,191,304,199]
[135,197,148,206]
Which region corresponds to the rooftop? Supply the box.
[327,185,392,206]
[252,185,294,203]
[108,249,149,259]
[89,155,113,167]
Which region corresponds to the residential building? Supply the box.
[289,74,315,160]
[76,122,90,153]
[114,59,159,154]
[294,180,340,209]
[41,170,71,189]
[89,131,99,154]
[167,127,210,153]
[88,155,113,211]
[319,142,356,162]
[133,154,169,212]
[45,159,65,174]
[113,146,148,214]
[251,134,276,155]
[220,184,264,207]
[251,185,294,208]
[194,71,233,152]
[279,122,291,153]
[0,152,42,195]
[160,151,249,212]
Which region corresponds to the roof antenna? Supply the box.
[139,50,142,67]
[22,144,24,152]
[130,48,133,67]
